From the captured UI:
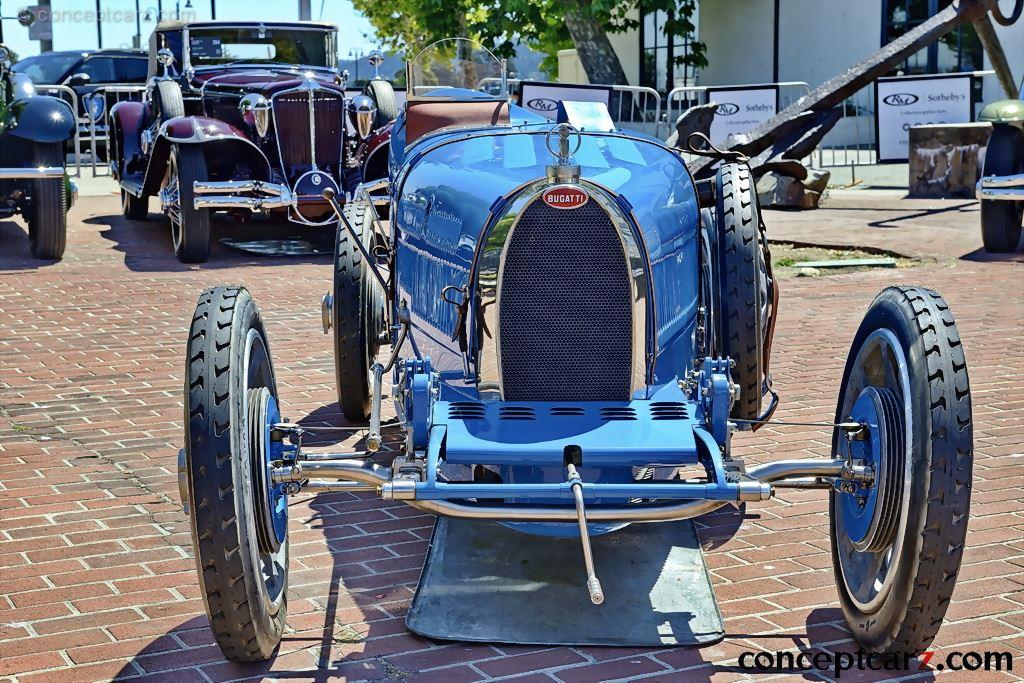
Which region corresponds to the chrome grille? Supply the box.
[272,89,343,177]
[312,91,343,166]
[497,199,633,401]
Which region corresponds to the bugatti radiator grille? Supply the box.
[498,199,633,401]
[273,90,343,175]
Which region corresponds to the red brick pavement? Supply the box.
[0,196,1021,682]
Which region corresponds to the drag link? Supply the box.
[567,464,604,605]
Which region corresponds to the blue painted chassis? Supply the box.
[351,91,753,536]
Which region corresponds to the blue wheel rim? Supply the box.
[833,328,912,612]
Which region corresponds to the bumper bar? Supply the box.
[0,166,65,180]
[192,179,295,211]
[277,458,849,523]
[977,173,1024,200]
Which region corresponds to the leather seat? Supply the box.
[405,99,510,144]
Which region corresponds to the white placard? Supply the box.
[519,82,612,121]
[706,87,778,147]
[876,75,972,162]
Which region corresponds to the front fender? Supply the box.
[109,100,148,181]
[4,96,76,143]
[141,116,273,196]
[160,115,250,143]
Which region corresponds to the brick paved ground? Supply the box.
[0,194,1021,682]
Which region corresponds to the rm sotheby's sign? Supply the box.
[875,74,972,162]
[519,81,613,121]
[706,86,779,147]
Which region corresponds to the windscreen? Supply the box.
[408,38,504,97]
[187,27,334,68]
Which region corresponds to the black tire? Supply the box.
[714,162,765,421]
[27,143,67,260]
[154,79,185,122]
[184,285,288,662]
[121,188,149,220]
[364,79,399,129]
[980,124,1023,252]
[830,285,972,655]
[333,201,386,421]
[164,144,211,263]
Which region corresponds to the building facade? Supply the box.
[559,0,1023,105]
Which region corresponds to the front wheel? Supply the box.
[27,143,68,260]
[980,125,1023,252]
[830,285,972,655]
[333,201,386,421]
[162,144,210,263]
[122,189,149,220]
[184,286,289,662]
[714,162,767,421]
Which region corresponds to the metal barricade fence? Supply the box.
[666,81,812,165]
[477,79,663,138]
[83,85,147,177]
[816,69,995,173]
[32,83,146,177]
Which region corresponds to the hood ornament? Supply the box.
[545,123,581,184]
[368,50,385,80]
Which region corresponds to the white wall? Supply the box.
[558,49,589,84]
[982,0,1024,100]
[697,0,775,86]
[556,10,641,86]
[777,0,882,89]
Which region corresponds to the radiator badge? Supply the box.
[542,186,588,210]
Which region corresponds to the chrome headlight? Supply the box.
[347,94,377,140]
[239,93,271,137]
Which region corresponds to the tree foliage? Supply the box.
[352,0,706,85]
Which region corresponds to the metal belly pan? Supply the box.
[435,400,699,467]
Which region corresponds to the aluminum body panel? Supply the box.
[392,118,700,391]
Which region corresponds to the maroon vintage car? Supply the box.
[108,20,396,262]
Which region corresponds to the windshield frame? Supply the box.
[181,24,337,73]
[406,38,507,102]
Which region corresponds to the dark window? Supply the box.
[78,57,118,83]
[115,58,148,83]
[883,0,983,75]
[10,53,81,84]
[640,4,698,94]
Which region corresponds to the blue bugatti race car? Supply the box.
[180,39,973,662]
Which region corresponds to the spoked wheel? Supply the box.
[332,201,386,421]
[184,286,289,662]
[831,285,972,656]
[162,144,210,263]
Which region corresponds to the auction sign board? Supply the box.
[519,81,613,121]
[875,74,973,162]
[705,85,779,147]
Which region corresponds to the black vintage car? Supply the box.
[0,45,76,259]
[13,48,148,155]
[109,21,397,263]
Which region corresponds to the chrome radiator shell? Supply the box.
[475,180,649,400]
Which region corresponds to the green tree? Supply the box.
[352,0,705,86]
